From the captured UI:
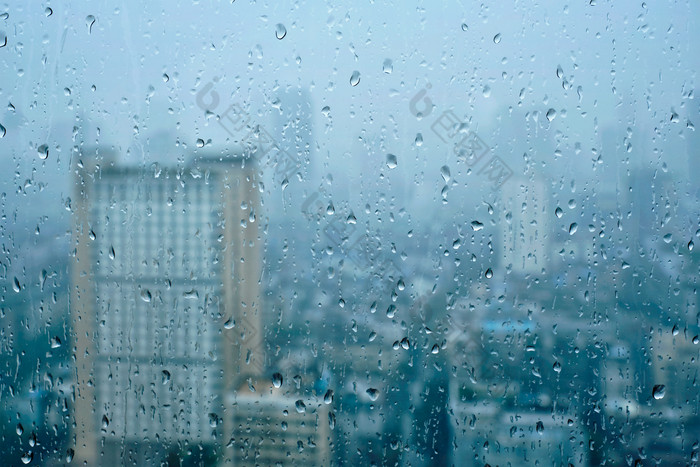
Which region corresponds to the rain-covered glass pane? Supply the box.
[1,1,699,466]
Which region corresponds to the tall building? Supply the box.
[228,386,331,466]
[70,148,263,465]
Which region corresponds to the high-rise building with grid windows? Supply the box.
[70,149,263,465]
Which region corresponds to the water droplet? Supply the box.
[140,289,152,303]
[196,138,205,148]
[652,384,666,400]
[441,165,450,182]
[275,23,287,40]
[382,59,393,74]
[66,449,74,463]
[471,220,484,231]
[555,207,563,218]
[162,370,171,385]
[493,33,501,44]
[663,233,672,243]
[415,133,423,147]
[553,361,562,373]
[485,268,493,279]
[386,154,398,169]
[51,336,62,348]
[323,390,334,404]
[350,70,361,87]
[0,123,5,138]
[86,15,96,34]
[12,277,20,292]
[37,144,49,160]
[162,73,169,82]
[101,414,109,429]
[461,23,469,31]
[272,372,283,388]
[386,304,396,318]
[546,108,556,122]
[670,111,679,123]
[295,400,306,413]
[326,203,335,215]
[569,223,578,235]
[689,240,694,251]
[366,388,380,401]
[108,245,115,260]
[16,423,23,435]
[482,85,491,98]
[45,7,53,17]
[431,344,439,354]
[21,452,32,464]
[400,337,410,349]
[536,421,544,434]
[321,105,331,117]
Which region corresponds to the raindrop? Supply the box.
[162,73,169,82]
[108,246,115,260]
[471,220,484,231]
[440,165,450,182]
[196,138,205,148]
[485,268,493,279]
[321,105,331,117]
[140,289,152,303]
[51,336,62,348]
[555,207,563,218]
[663,233,672,243]
[295,400,306,413]
[323,390,334,404]
[272,372,283,388]
[45,7,53,17]
[536,421,544,435]
[12,277,20,293]
[553,361,562,373]
[21,453,32,464]
[652,384,666,400]
[37,144,49,160]
[493,33,501,44]
[0,123,5,138]
[366,388,380,401]
[386,154,398,169]
[569,223,578,235]
[16,423,23,435]
[275,23,287,40]
[382,59,393,74]
[162,370,171,385]
[415,133,423,146]
[350,70,361,87]
[431,344,439,354]
[482,85,491,98]
[101,414,109,429]
[461,23,468,31]
[546,108,556,122]
[86,15,96,34]
[386,304,396,318]
[66,449,74,463]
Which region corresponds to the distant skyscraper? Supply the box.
[70,148,263,465]
[499,177,549,274]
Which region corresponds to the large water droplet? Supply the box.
[275,23,287,40]
[493,33,502,44]
[471,220,484,231]
[652,384,666,400]
[0,123,5,138]
[461,23,469,31]
[569,223,578,235]
[441,165,451,183]
[37,144,49,160]
[272,372,283,388]
[350,70,361,87]
[555,207,563,218]
[162,370,171,385]
[485,268,493,279]
[323,389,334,404]
[546,108,556,122]
[295,400,306,413]
[386,154,398,169]
[86,15,96,34]
[366,388,380,401]
[382,59,393,74]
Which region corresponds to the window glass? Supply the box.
[1,1,699,465]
